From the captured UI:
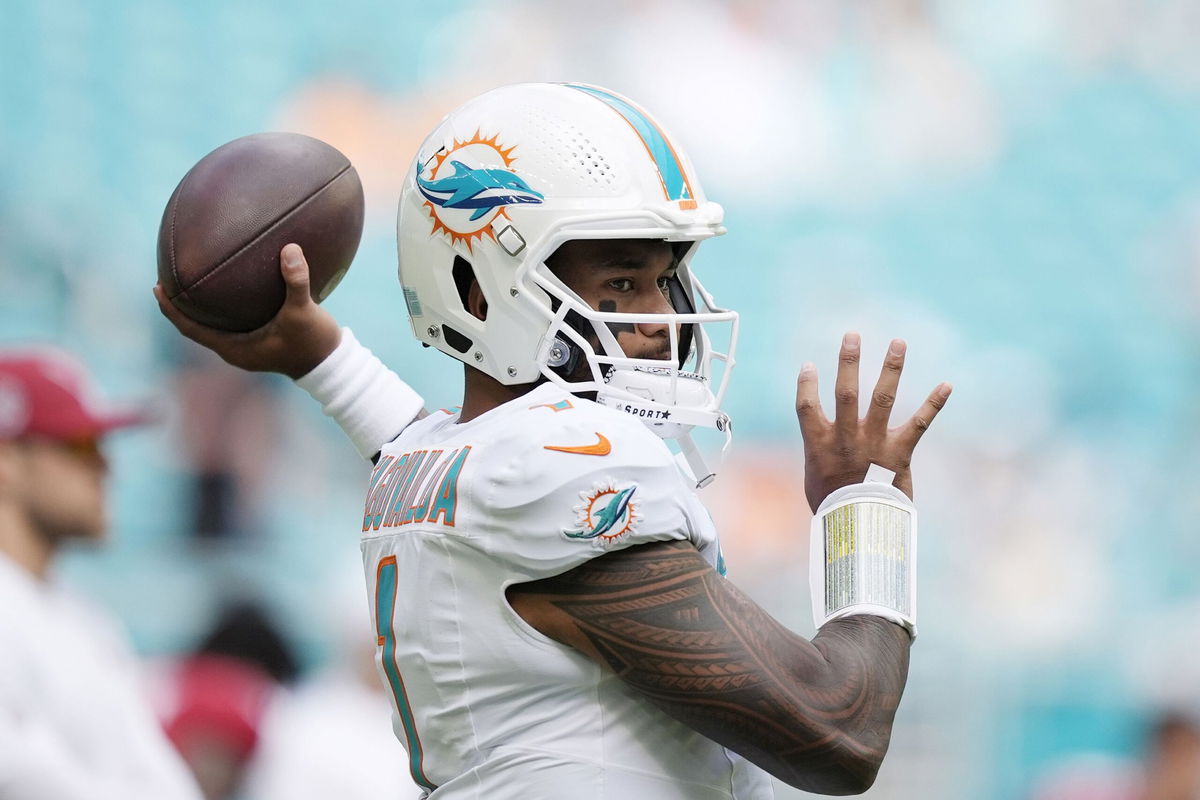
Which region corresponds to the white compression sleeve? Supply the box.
[294,328,425,460]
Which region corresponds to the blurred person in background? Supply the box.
[242,561,417,800]
[158,601,298,800]
[171,342,279,544]
[157,82,952,798]
[1027,711,1200,800]
[1140,712,1200,800]
[0,348,202,800]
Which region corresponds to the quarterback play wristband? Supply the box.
[295,327,425,460]
[810,464,917,638]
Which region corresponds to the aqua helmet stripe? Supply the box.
[563,83,694,202]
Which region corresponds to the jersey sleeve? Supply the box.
[474,412,702,580]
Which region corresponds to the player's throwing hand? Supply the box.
[153,244,342,380]
[795,332,952,511]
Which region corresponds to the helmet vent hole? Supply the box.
[521,107,616,187]
[442,326,473,354]
[564,127,611,186]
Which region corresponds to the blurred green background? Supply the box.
[5,1,1200,797]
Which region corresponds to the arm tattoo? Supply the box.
[509,540,911,793]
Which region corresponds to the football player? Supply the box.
[158,82,951,798]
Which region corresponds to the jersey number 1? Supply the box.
[375,556,436,792]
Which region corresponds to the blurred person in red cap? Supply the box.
[0,347,202,800]
[158,601,297,800]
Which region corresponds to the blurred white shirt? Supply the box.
[242,664,418,800]
[0,552,202,800]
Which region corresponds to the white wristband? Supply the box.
[810,464,917,639]
[294,328,425,460]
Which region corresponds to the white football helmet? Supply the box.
[396,82,738,486]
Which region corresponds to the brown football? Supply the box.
[157,132,364,332]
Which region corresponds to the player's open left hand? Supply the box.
[153,244,343,380]
[795,332,951,511]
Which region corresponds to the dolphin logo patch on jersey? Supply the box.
[416,131,543,251]
[564,481,640,542]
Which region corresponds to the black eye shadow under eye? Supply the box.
[598,300,635,335]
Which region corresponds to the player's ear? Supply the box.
[467,278,488,321]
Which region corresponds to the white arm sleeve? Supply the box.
[294,328,426,460]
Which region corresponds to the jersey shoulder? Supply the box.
[482,386,683,494]
[471,387,700,578]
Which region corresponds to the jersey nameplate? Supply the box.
[362,446,472,532]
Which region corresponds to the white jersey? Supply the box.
[359,382,772,799]
[0,554,201,800]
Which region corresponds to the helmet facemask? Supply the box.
[514,232,738,488]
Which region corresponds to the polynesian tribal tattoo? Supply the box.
[508,540,911,793]
[598,300,636,335]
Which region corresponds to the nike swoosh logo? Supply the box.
[544,432,612,456]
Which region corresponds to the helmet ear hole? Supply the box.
[453,255,489,321]
[452,256,477,314]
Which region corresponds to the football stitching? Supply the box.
[168,184,182,296]
[178,164,354,299]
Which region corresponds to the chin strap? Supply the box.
[672,425,731,489]
[593,367,732,490]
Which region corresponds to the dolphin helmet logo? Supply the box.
[417,160,544,221]
[564,483,640,542]
[416,130,543,250]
